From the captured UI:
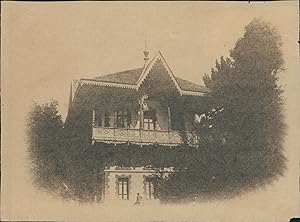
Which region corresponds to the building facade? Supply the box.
[66,51,208,204]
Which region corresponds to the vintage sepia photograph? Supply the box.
[1,1,299,221]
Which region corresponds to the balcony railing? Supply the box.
[92,127,183,146]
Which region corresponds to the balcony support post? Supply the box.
[139,98,144,129]
[167,106,171,143]
[167,106,171,131]
[92,109,95,127]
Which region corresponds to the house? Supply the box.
[65,49,208,204]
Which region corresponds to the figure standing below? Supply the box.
[134,193,143,205]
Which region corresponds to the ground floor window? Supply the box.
[118,177,129,200]
[145,177,156,199]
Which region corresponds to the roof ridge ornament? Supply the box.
[143,33,149,66]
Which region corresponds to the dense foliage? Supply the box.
[157,19,286,201]
[27,101,67,194]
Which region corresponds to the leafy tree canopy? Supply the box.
[27,100,67,194]
[157,19,286,201]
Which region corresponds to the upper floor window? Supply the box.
[143,109,157,130]
[94,109,131,128]
[94,110,103,127]
[104,111,111,127]
[94,110,111,127]
[116,109,131,128]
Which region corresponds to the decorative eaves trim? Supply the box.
[79,79,206,96]
[181,90,206,96]
[71,80,80,102]
[68,80,81,109]
[80,79,137,90]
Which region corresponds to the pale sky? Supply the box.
[2,1,299,221]
[2,1,298,120]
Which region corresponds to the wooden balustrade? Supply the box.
[92,127,183,146]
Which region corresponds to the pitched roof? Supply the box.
[175,77,208,93]
[94,68,143,85]
[92,67,207,93]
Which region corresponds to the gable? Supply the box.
[138,59,181,97]
[137,51,182,95]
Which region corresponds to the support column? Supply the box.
[92,109,95,126]
[140,98,144,129]
[167,106,171,131]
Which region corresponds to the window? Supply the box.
[118,177,129,200]
[124,110,132,128]
[104,111,110,127]
[95,109,131,128]
[115,109,131,128]
[94,110,103,127]
[116,110,123,127]
[143,109,157,130]
[145,177,156,199]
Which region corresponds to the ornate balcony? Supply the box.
[92,127,183,146]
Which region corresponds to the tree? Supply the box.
[27,100,67,194]
[157,19,286,201]
[27,100,102,201]
[201,18,286,195]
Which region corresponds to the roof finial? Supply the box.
[143,33,149,66]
